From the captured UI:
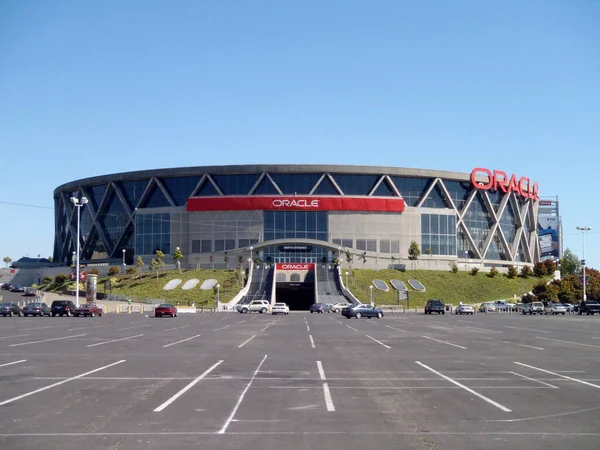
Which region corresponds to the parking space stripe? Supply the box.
[537,336,600,349]
[346,325,358,331]
[116,324,151,332]
[366,335,391,349]
[164,325,190,332]
[0,360,26,368]
[87,334,143,347]
[309,335,316,348]
[9,334,86,347]
[463,326,502,334]
[217,355,268,434]
[514,362,600,389]
[510,372,558,389]
[316,361,335,411]
[0,360,126,407]
[213,325,230,331]
[163,335,201,348]
[0,334,30,340]
[386,325,407,333]
[153,360,224,412]
[423,335,466,349]
[238,335,256,348]
[416,361,511,412]
[505,326,550,334]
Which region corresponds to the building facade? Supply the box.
[53,165,541,270]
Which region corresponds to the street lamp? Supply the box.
[345,271,349,289]
[464,250,469,272]
[369,285,374,307]
[122,248,126,270]
[175,247,180,272]
[249,246,254,263]
[70,196,88,307]
[216,283,221,305]
[577,226,592,301]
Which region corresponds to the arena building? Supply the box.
[53,165,541,272]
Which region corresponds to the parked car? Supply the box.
[310,303,329,313]
[9,285,25,293]
[0,283,12,290]
[237,300,271,314]
[479,302,497,313]
[51,300,77,317]
[327,302,349,313]
[155,303,177,317]
[341,304,384,319]
[271,302,290,315]
[455,304,475,315]
[73,303,103,317]
[0,302,23,317]
[563,303,575,313]
[544,302,567,315]
[23,287,38,297]
[494,300,513,312]
[522,302,544,315]
[425,299,445,315]
[579,300,600,316]
[22,302,52,317]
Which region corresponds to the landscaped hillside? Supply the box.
[343,268,552,308]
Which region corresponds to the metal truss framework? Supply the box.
[55,172,539,264]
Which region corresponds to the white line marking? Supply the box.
[163,335,201,348]
[116,324,151,331]
[537,336,600,349]
[213,325,230,331]
[316,361,335,412]
[423,335,467,349]
[0,360,126,407]
[16,325,62,331]
[346,325,358,331]
[505,326,550,334]
[217,355,268,434]
[261,325,269,332]
[238,335,256,348]
[0,334,30,340]
[309,335,315,348]
[463,326,502,334]
[366,335,391,349]
[10,334,86,347]
[514,362,600,389]
[153,360,223,412]
[517,343,544,351]
[164,325,190,332]
[87,334,143,347]
[237,320,247,324]
[306,324,310,332]
[0,360,27,368]
[222,316,229,320]
[386,325,407,333]
[427,326,455,332]
[416,361,511,412]
[510,372,558,389]
[66,327,91,332]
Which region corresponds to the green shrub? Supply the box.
[55,273,69,284]
[107,266,121,276]
[88,268,100,275]
[506,266,517,279]
[449,261,458,273]
[533,262,546,277]
[470,267,480,276]
[489,267,500,278]
[521,293,537,303]
[42,275,53,285]
[126,267,136,275]
[521,265,533,278]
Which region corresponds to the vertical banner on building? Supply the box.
[538,199,561,262]
[86,274,98,304]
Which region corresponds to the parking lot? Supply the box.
[1,308,600,450]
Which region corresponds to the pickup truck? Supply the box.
[72,303,103,317]
[578,300,600,316]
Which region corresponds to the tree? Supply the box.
[155,250,165,274]
[195,255,201,270]
[425,248,432,269]
[408,241,420,270]
[449,261,458,273]
[506,266,517,279]
[521,293,537,304]
[345,250,353,269]
[224,252,229,269]
[520,265,533,278]
[490,266,501,278]
[107,266,120,276]
[149,258,161,279]
[173,247,184,273]
[533,262,546,277]
[470,267,480,276]
[543,259,558,275]
[42,275,53,285]
[3,256,11,267]
[136,256,145,277]
[126,267,136,275]
[560,249,581,277]
[55,273,69,284]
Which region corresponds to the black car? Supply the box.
[9,285,25,293]
[578,300,600,316]
[23,302,52,317]
[341,304,384,319]
[310,303,329,313]
[0,283,12,290]
[51,300,76,317]
[425,299,445,315]
[0,303,23,317]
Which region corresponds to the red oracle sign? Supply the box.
[276,263,315,271]
[187,196,405,212]
[470,168,539,201]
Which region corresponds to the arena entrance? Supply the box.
[275,263,315,311]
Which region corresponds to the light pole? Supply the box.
[175,247,180,272]
[70,196,88,307]
[345,271,349,289]
[122,248,126,271]
[249,246,254,264]
[369,285,373,307]
[577,226,591,301]
[464,250,469,272]
[216,283,221,306]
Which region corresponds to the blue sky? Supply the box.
[1,0,599,267]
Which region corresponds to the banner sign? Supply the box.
[279,245,312,252]
[276,263,315,271]
[187,196,405,212]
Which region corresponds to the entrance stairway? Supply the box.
[316,265,355,305]
[236,265,274,305]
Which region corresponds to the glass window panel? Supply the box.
[372,178,397,197]
[431,215,439,234]
[380,240,391,253]
[390,177,432,207]
[367,239,377,252]
[140,183,171,208]
[422,184,453,209]
[211,174,259,195]
[269,174,321,194]
[391,240,400,254]
[332,174,379,195]
[421,214,430,233]
[192,240,201,253]
[214,240,225,252]
[342,239,353,249]
[443,180,472,211]
[201,240,212,253]
[196,179,220,196]
[226,239,236,250]
[252,176,280,195]
[312,176,340,195]
[119,180,149,210]
[356,239,367,251]
[89,184,107,210]
[440,215,448,234]
[161,176,201,206]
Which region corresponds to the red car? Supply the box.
[72,303,103,317]
[155,304,177,318]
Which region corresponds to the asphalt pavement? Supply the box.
[1,302,600,450]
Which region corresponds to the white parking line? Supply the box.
[16,325,62,332]
[261,325,270,332]
[164,325,190,332]
[346,325,358,331]
[238,335,256,348]
[116,324,151,332]
[9,334,87,347]
[218,355,267,434]
[423,335,466,349]
[463,326,502,334]
[153,360,223,412]
[306,324,311,332]
[309,335,316,348]
[536,336,600,349]
[510,372,558,389]
[416,361,511,412]
[505,326,550,334]
[213,325,230,332]
[0,360,27,368]
[0,334,30,340]
[221,316,229,320]
[427,326,455,332]
[366,335,391,349]
[163,335,201,348]
[514,362,600,389]
[386,325,407,333]
[0,360,126,407]
[237,320,247,324]
[316,361,335,412]
[514,343,544,351]
[87,334,143,347]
